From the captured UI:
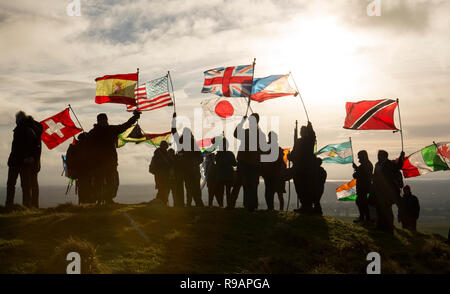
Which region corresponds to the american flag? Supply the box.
[201,64,254,97]
[126,76,173,112]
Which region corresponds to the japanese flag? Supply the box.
[201,97,248,120]
[41,108,82,149]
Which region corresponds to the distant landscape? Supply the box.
[1,179,449,236]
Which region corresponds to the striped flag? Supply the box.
[343,99,398,130]
[400,142,450,178]
[315,141,353,164]
[127,76,173,112]
[336,179,358,201]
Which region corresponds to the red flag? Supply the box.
[41,108,82,149]
[343,99,398,130]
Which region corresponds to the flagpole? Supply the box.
[349,136,354,164]
[245,58,256,117]
[289,72,310,123]
[396,98,404,152]
[168,71,176,113]
[68,104,84,132]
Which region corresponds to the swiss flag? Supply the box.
[41,108,82,149]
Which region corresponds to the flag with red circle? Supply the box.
[201,97,248,120]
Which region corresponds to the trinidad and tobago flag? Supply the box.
[201,64,254,97]
[343,99,399,130]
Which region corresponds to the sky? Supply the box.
[0,0,449,187]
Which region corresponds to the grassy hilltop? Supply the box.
[0,203,449,274]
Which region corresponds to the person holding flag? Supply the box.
[352,150,373,224]
[87,110,141,204]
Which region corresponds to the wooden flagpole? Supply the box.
[68,104,84,132]
[168,71,176,113]
[349,136,354,164]
[396,98,404,152]
[245,58,256,117]
[289,71,310,122]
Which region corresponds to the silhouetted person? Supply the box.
[261,132,285,211]
[171,112,204,207]
[313,157,327,215]
[352,150,373,223]
[399,185,420,231]
[289,121,316,215]
[150,140,172,205]
[167,148,183,207]
[215,137,237,209]
[66,132,94,204]
[6,111,43,209]
[372,149,405,233]
[234,113,266,211]
[205,152,220,207]
[87,111,140,204]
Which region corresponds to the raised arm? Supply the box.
[233,116,247,139]
[115,111,141,135]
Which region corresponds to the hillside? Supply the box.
[0,203,449,274]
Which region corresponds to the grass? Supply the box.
[0,203,449,274]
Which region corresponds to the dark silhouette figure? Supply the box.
[313,157,327,215]
[289,121,316,214]
[87,111,140,204]
[171,112,204,207]
[233,113,265,211]
[168,148,185,207]
[261,132,286,211]
[372,150,405,233]
[66,132,94,204]
[205,152,220,207]
[6,111,43,209]
[215,137,237,209]
[352,150,373,223]
[150,140,172,205]
[399,185,420,231]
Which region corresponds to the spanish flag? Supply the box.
[95,73,138,105]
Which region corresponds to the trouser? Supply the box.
[228,171,242,208]
[376,198,394,233]
[6,165,39,208]
[293,174,313,210]
[78,175,94,204]
[216,181,232,208]
[94,168,119,203]
[156,185,170,204]
[171,174,185,207]
[356,189,370,221]
[263,176,276,210]
[239,164,259,211]
[401,217,417,231]
[208,184,223,207]
[184,172,204,207]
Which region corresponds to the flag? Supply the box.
[126,76,173,112]
[201,64,254,97]
[336,179,358,201]
[41,108,82,150]
[315,141,353,164]
[95,73,138,105]
[283,148,290,165]
[250,74,297,102]
[400,142,450,178]
[117,125,172,148]
[201,97,248,120]
[145,131,172,147]
[343,99,398,130]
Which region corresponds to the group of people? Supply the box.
[5,110,422,234]
[150,112,328,214]
[352,149,420,233]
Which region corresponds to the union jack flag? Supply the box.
[126,76,173,112]
[201,64,254,97]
